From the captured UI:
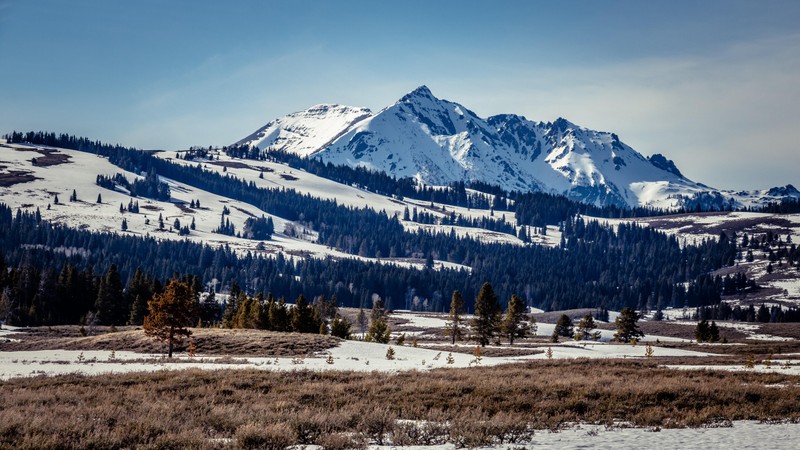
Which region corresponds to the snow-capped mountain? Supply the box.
[239,104,372,158]
[238,86,798,209]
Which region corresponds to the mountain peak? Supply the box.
[399,85,435,103]
[550,117,577,132]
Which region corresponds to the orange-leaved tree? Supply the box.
[143,279,198,357]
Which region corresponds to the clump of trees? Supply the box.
[466,283,535,346]
[216,283,349,338]
[695,319,720,343]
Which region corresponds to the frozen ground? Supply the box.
[0,330,713,380]
[366,421,800,449]
[0,309,747,381]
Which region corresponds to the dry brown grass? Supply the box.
[636,321,752,342]
[0,326,340,357]
[1,360,799,448]
[759,323,800,340]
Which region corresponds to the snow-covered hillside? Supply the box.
[0,142,542,271]
[236,104,372,158]
[239,86,800,209]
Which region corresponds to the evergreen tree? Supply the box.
[575,314,600,340]
[330,313,352,339]
[552,314,574,342]
[199,288,219,326]
[501,294,529,345]
[96,193,102,204]
[290,294,317,333]
[471,282,501,346]
[129,295,147,325]
[143,279,198,357]
[221,291,239,328]
[357,307,368,339]
[613,307,644,343]
[269,297,290,332]
[366,297,391,343]
[95,264,125,325]
[709,320,720,342]
[695,319,710,342]
[444,289,465,344]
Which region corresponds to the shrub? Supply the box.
[235,422,296,450]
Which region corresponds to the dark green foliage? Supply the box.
[471,283,501,346]
[614,307,645,343]
[695,319,720,343]
[366,298,391,343]
[290,294,320,334]
[330,313,352,339]
[95,264,125,325]
[552,314,574,341]
[575,314,599,340]
[199,289,220,326]
[501,294,529,345]
[243,215,275,240]
[444,290,465,345]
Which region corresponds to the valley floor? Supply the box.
[2,310,800,448]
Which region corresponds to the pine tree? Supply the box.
[501,294,529,345]
[221,293,239,328]
[695,319,711,342]
[613,307,645,343]
[128,295,147,325]
[330,313,352,339]
[269,297,290,332]
[199,288,219,326]
[366,297,391,343]
[95,264,125,325]
[291,294,317,333]
[575,314,598,341]
[709,321,720,342]
[552,314,574,342]
[96,193,102,204]
[471,282,501,346]
[121,218,128,231]
[444,290,465,344]
[357,307,368,339]
[143,279,198,358]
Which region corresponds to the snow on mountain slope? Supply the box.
[239,86,798,209]
[236,104,372,157]
[0,143,480,271]
[0,142,545,273]
[155,150,540,247]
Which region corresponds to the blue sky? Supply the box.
[1,0,799,190]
